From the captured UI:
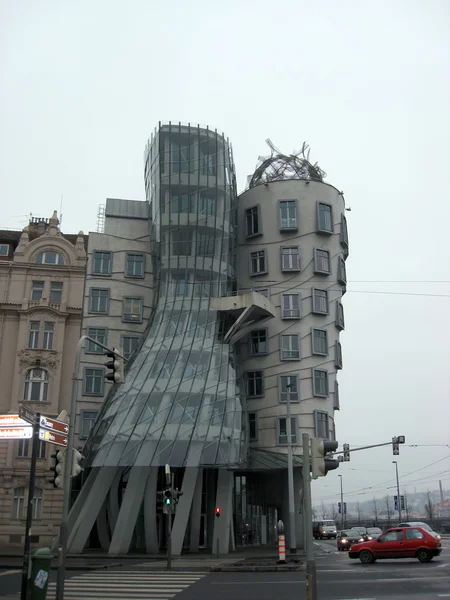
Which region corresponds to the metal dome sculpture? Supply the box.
[247,139,326,189]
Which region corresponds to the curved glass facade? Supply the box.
[84,123,244,469]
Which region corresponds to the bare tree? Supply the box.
[424,492,435,526]
[321,501,327,519]
[385,496,393,527]
[372,498,380,526]
[403,491,414,520]
[312,506,317,520]
[356,502,363,525]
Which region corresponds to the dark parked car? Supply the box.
[349,526,442,563]
[337,529,365,551]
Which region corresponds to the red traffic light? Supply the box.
[215,506,221,517]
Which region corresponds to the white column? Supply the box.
[212,470,233,555]
[189,467,203,552]
[144,468,159,553]
[171,468,199,556]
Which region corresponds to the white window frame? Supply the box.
[36,251,64,265]
[313,248,331,274]
[24,369,49,402]
[312,288,329,315]
[281,293,301,319]
[42,322,54,350]
[49,282,63,303]
[245,205,262,238]
[86,327,107,354]
[314,410,330,439]
[280,246,300,271]
[279,374,299,403]
[312,368,329,397]
[83,368,104,396]
[89,288,109,314]
[32,488,43,519]
[125,253,145,278]
[312,328,328,356]
[12,487,25,519]
[249,329,268,356]
[277,416,297,445]
[279,200,298,231]
[31,281,44,301]
[317,202,334,234]
[280,333,301,361]
[246,370,264,398]
[0,243,10,256]
[28,321,40,349]
[92,251,112,276]
[249,249,267,276]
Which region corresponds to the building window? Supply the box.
[86,328,107,353]
[249,413,258,441]
[89,288,109,313]
[281,293,301,319]
[312,328,328,356]
[312,288,329,314]
[122,336,140,360]
[278,417,297,445]
[279,200,297,230]
[340,214,349,250]
[122,297,143,322]
[32,488,43,519]
[83,368,104,396]
[0,243,10,256]
[171,142,193,174]
[336,302,345,330]
[125,253,144,278]
[31,281,44,301]
[24,369,49,402]
[196,234,215,257]
[338,257,347,285]
[92,251,112,275]
[12,487,25,519]
[171,194,194,214]
[28,322,40,349]
[333,380,340,410]
[314,249,331,274]
[245,206,262,238]
[335,341,343,369]
[246,370,264,397]
[49,282,63,303]
[201,148,217,176]
[43,322,54,350]
[280,247,300,271]
[280,334,300,360]
[314,410,329,438]
[317,202,333,234]
[279,374,299,403]
[249,329,268,356]
[312,368,329,397]
[199,195,216,216]
[80,410,99,439]
[172,276,188,297]
[17,439,46,458]
[250,250,267,276]
[36,251,64,265]
[172,230,193,256]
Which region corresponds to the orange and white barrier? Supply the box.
[278,533,286,562]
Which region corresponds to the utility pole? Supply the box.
[338,474,344,530]
[20,413,40,600]
[393,461,402,522]
[302,433,317,600]
[285,384,296,553]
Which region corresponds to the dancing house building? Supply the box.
[67,125,349,556]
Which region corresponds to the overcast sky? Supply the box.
[1,0,449,508]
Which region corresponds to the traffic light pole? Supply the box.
[302,433,317,600]
[166,512,172,571]
[285,388,297,553]
[338,475,344,530]
[20,413,40,600]
[393,461,402,521]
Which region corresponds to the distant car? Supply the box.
[365,527,383,540]
[313,520,337,539]
[398,521,441,540]
[349,526,442,564]
[337,529,365,551]
[353,527,367,537]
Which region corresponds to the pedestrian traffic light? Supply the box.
[163,488,172,514]
[311,439,339,479]
[50,450,66,489]
[71,449,84,477]
[104,348,124,384]
[343,443,350,462]
[215,506,221,518]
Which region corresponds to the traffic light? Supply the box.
[343,443,350,462]
[215,506,221,518]
[311,439,339,479]
[392,435,405,455]
[163,488,172,514]
[50,450,67,489]
[173,488,184,504]
[104,348,124,384]
[71,449,84,477]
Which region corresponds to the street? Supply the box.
[0,539,448,600]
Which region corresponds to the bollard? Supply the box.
[278,534,286,563]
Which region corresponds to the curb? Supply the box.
[211,565,303,572]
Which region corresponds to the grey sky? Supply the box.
[1,0,449,506]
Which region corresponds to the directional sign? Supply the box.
[0,414,29,427]
[0,427,33,440]
[39,416,69,435]
[39,428,68,448]
[19,406,37,426]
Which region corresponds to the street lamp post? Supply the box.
[393,461,402,522]
[338,474,344,530]
[285,383,297,553]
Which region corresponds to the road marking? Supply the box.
[437,595,450,598]
[0,569,20,577]
[437,562,449,568]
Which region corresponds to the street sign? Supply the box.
[394,495,398,510]
[19,406,37,426]
[39,428,68,448]
[0,414,29,427]
[395,495,405,510]
[0,427,33,440]
[39,415,69,435]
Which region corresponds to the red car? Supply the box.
[349,526,442,564]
